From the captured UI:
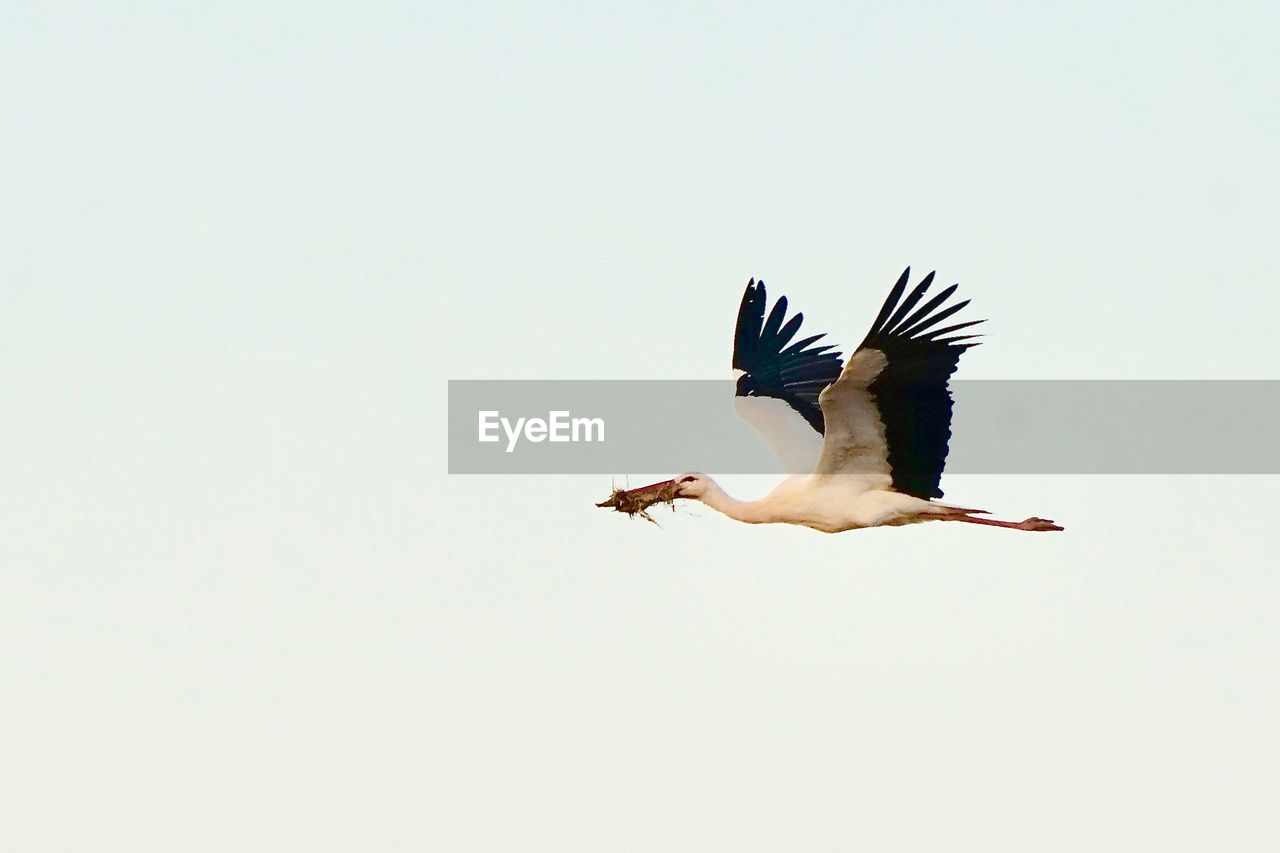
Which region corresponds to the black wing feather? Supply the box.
[919,318,985,340]
[894,283,958,335]
[864,267,911,339]
[733,285,766,372]
[780,332,826,357]
[734,279,844,435]
[856,268,984,500]
[882,271,936,334]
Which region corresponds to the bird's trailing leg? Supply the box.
[938,511,1063,532]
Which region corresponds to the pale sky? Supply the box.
[3,2,1279,850]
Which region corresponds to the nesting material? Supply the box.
[595,478,679,525]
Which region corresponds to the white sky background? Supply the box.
[3,1,1279,850]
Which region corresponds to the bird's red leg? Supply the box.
[942,514,1063,532]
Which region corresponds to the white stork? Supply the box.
[626,268,1062,533]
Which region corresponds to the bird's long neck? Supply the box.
[697,480,773,524]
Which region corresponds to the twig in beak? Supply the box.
[595,478,679,525]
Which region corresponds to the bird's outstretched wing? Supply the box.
[733,279,844,473]
[813,267,983,498]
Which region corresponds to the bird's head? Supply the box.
[673,472,712,499]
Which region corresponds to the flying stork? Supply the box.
[603,268,1062,533]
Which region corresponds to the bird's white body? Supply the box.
[680,473,962,533]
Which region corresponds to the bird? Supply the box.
[663,268,1062,533]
